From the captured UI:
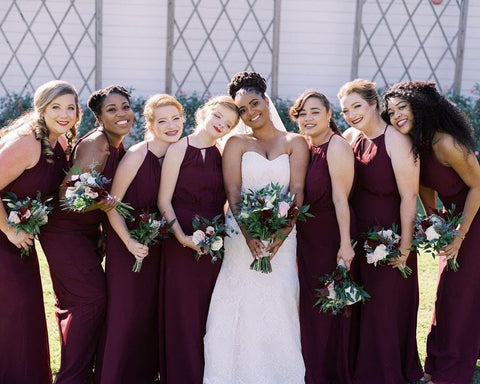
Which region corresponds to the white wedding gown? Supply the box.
[203,152,305,384]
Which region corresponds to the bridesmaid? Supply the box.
[158,95,239,383]
[95,94,184,383]
[383,81,480,384]
[0,80,79,383]
[289,89,356,384]
[337,78,423,383]
[39,85,133,383]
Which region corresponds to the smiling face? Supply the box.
[98,93,134,138]
[151,105,184,143]
[297,96,331,140]
[340,92,377,130]
[43,93,78,138]
[203,104,238,139]
[234,90,270,130]
[386,97,414,135]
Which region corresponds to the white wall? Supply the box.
[0,0,479,104]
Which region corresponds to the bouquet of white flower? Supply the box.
[314,261,370,315]
[2,191,53,257]
[363,224,412,278]
[61,163,133,218]
[413,206,463,272]
[235,182,312,274]
[191,214,227,263]
[128,210,174,272]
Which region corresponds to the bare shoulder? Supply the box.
[433,132,472,165]
[330,134,353,154]
[342,127,360,144]
[165,136,188,157]
[285,131,308,149]
[385,124,412,148]
[224,134,250,153]
[0,131,40,169]
[121,141,148,166]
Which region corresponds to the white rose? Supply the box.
[327,281,337,300]
[379,229,393,238]
[79,173,90,182]
[86,176,96,186]
[192,230,206,245]
[366,244,388,265]
[210,236,223,251]
[277,201,290,218]
[344,286,361,305]
[425,225,441,241]
[430,215,443,226]
[84,187,99,199]
[151,220,162,229]
[65,187,75,199]
[71,174,80,181]
[8,211,21,224]
[205,226,215,236]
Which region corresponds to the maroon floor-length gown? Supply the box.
[350,127,423,384]
[95,146,163,383]
[0,142,66,384]
[297,137,357,384]
[159,139,225,384]
[39,129,125,383]
[421,148,480,384]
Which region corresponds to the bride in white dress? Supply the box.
[203,72,309,384]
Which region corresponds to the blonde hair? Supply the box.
[337,78,379,108]
[0,80,81,161]
[143,94,184,140]
[194,95,240,128]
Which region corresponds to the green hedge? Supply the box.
[2,86,480,152]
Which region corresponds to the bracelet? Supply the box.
[457,233,466,240]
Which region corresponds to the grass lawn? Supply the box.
[37,243,480,382]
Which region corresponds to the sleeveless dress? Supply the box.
[39,129,125,383]
[203,151,305,384]
[421,148,480,384]
[95,145,163,383]
[158,140,225,383]
[350,129,423,384]
[296,137,356,384]
[0,142,65,384]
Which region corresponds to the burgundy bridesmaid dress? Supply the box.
[0,142,66,384]
[421,148,480,384]
[95,146,163,383]
[350,127,423,384]
[297,136,356,384]
[39,129,125,383]
[158,139,225,384]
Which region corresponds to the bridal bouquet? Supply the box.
[315,262,370,315]
[2,191,53,257]
[363,224,412,278]
[128,210,174,272]
[413,206,463,272]
[235,182,312,273]
[61,163,133,218]
[191,214,227,263]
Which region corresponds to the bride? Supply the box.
[203,71,308,383]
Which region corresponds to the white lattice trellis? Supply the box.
[0,0,100,99]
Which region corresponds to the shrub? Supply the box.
[0,92,34,128]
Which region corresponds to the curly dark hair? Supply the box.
[227,71,267,100]
[382,81,475,159]
[87,85,131,124]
